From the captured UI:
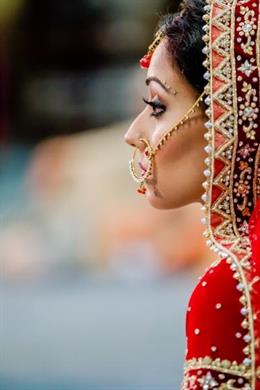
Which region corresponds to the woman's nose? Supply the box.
[124,128,135,147]
[124,114,146,150]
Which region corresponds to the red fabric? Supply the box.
[184,258,253,388]
[183,0,259,386]
[249,200,260,389]
[186,259,245,363]
[249,199,260,276]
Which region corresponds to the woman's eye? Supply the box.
[142,97,166,117]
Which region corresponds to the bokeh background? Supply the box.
[0,1,217,389]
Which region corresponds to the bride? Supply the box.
[125,0,260,388]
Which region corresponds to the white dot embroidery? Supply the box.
[194,328,200,335]
[202,281,207,287]
[216,303,222,309]
[236,332,242,338]
[211,346,217,352]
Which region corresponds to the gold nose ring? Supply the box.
[129,138,154,184]
[138,138,155,160]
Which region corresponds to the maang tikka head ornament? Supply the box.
[139,29,165,69]
[129,30,206,195]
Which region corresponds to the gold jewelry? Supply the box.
[147,30,165,57]
[163,81,177,96]
[129,138,154,184]
[140,30,165,69]
[129,90,206,192]
[154,90,206,153]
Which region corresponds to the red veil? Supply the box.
[183,0,260,388]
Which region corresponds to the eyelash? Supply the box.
[142,97,166,118]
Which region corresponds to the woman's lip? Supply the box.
[138,160,148,175]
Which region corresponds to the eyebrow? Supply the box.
[145,76,171,93]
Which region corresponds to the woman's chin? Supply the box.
[145,185,174,210]
[145,185,189,210]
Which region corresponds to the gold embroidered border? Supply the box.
[230,0,239,239]
[254,145,260,203]
[201,0,257,388]
[184,356,252,379]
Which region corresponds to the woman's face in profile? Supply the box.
[125,40,208,210]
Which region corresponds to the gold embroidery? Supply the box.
[254,146,260,203]
[185,356,252,378]
[238,81,258,140]
[237,7,257,56]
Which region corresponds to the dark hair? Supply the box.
[160,0,206,93]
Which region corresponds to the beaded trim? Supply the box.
[184,356,252,379]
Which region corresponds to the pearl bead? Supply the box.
[243,334,251,343]
[243,358,251,366]
[204,71,210,80]
[204,145,213,153]
[201,217,207,225]
[213,246,220,253]
[236,283,245,291]
[204,169,211,177]
[230,263,237,271]
[202,46,210,55]
[204,132,211,142]
[205,108,211,117]
[241,307,248,316]
[204,4,211,11]
[216,303,222,309]
[194,328,200,335]
[205,96,211,105]
[220,252,228,258]
[201,193,208,202]
[236,332,242,338]
[211,346,217,352]
[205,120,212,129]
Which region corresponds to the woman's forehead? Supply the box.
[147,40,182,90]
[147,40,172,78]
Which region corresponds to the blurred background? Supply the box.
[0,1,216,389]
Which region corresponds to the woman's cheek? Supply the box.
[150,122,170,147]
[157,132,187,165]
